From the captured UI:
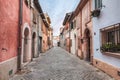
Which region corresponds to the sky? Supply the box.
[39,0,80,36]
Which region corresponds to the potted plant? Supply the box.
[101,42,120,53]
[101,43,110,52]
[91,9,101,17]
[101,42,116,52]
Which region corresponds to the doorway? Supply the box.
[32,32,36,58]
[84,28,91,62]
[23,28,29,63]
[39,37,42,53]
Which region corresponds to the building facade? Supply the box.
[63,13,73,52]
[48,27,53,49]
[70,17,78,55]
[41,13,51,52]
[92,0,120,80]
[72,0,93,62]
[0,0,31,79]
[59,27,65,49]
[53,36,59,47]
[44,13,53,49]
[60,0,120,79]
[31,0,40,58]
[0,0,50,79]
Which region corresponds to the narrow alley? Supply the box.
[10,47,113,80]
[0,0,120,80]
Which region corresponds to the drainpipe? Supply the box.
[18,0,23,71]
[69,23,71,53]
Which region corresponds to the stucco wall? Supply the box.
[21,1,31,65]
[0,0,19,62]
[0,0,31,79]
[70,29,76,55]
[42,23,48,52]
[60,35,65,49]
[0,1,19,79]
[93,0,120,67]
[81,1,93,60]
[0,57,17,80]
[76,13,81,56]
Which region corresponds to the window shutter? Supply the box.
[71,22,73,29]
[95,0,102,9]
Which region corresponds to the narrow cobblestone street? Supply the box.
[10,47,114,80]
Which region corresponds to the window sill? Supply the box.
[102,52,120,59]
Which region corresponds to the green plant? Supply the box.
[100,44,109,52]
[101,42,116,52]
[101,42,120,52]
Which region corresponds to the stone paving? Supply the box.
[10,47,114,80]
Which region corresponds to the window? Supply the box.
[95,0,102,9]
[25,0,31,7]
[70,20,76,30]
[62,35,63,39]
[33,10,37,24]
[101,24,120,52]
[64,39,66,46]
[107,31,115,43]
[70,22,73,30]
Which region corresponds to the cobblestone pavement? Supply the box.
[10,47,114,80]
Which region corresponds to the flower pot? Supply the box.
[91,9,101,17]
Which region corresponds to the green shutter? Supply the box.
[71,22,73,29]
[95,0,97,9]
[95,0,102,9]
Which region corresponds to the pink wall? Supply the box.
[0,0,19,62]
[23,1,31,26]
[0,0,31,62]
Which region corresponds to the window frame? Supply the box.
[95,0,102,10]
[70,22,74,30]
[100,23,120,53]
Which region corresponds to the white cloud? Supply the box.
[39,0,80,36]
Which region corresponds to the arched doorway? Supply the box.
[23,28,29,62]
[21,23,32,64]
[32,32,37,58]
[84,28,91,62]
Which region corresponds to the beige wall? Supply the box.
[42,23,48,52]
[75,0,93,61]
[93,58,120,80]
[0,57,17,80]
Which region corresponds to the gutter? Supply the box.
[17,0,23,71]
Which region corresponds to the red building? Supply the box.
[0,0,31,80]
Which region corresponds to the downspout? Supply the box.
[80,12,83,59]
[69,23,71,53]
[85,0,93,64]
[18,0,23,71]
[68,13,73,53]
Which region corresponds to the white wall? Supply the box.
[70,28,77,55]
[65,30,69,38]
[53,40,57,46]
[93,0,120,67]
